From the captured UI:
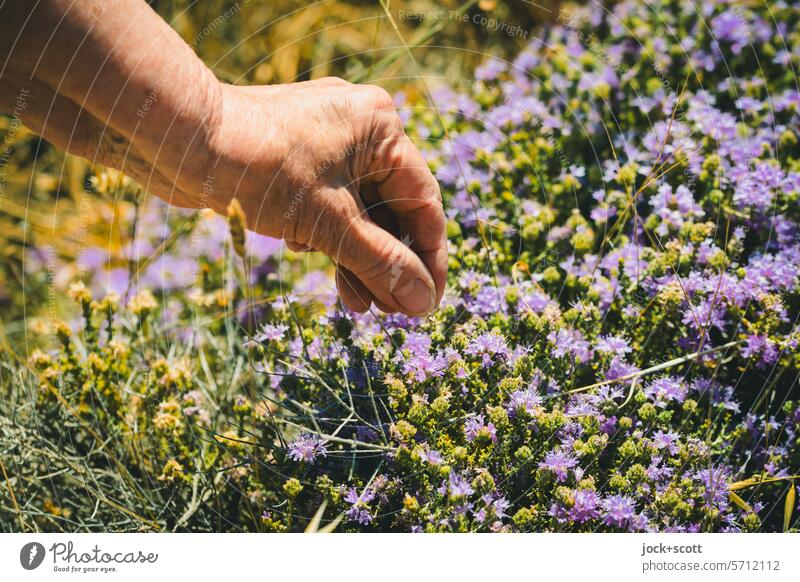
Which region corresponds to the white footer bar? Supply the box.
[1,533,798,581]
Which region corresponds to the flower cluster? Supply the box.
[5,0,800,532]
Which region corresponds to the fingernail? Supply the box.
[392,277,436,315]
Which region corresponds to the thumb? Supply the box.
[347,217,437,316]
[308,194,437,316]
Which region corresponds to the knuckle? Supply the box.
[356,237,402,288]
[287,188,317,246]
[360,84,395,111]
[371,129,407,173]
[429,182,443,205]
[319,76,348,85]
[415,194,445,216]
[303,192,358,256]
[383,111,406,136]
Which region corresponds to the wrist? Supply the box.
[144,58,225,208]
[177,67,226,209]
[201,80,236,215]
[202,83,283,218]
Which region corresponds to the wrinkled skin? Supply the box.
[205,80,447,316]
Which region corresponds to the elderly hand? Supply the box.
[0,0,447,317]
[203,80,447,316]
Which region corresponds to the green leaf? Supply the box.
[304,500,328,533]
[304,501,344,533]
[729,474,800,491]
[784,482,796,532]
[729,491,752,514]
[728,477,762,491]
[318,513,344,533]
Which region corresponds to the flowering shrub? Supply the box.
[3,0,800,532]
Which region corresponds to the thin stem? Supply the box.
[564,339,744,396]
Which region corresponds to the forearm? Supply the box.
[0,0,221,194]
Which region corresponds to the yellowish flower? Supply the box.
[157,458,184,482]
[128,289,158,314]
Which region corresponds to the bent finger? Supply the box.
[336,265,373,313]
[363,116,447,304]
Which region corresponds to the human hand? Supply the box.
[144,79,446,317]
[203,79,447,316]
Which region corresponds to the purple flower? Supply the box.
[690,379,739,412]
[740,334,779,368]
[600,415,618,435]
[465,332,509,368]
[491,496,510,521]
[507,387,542,415]
[287,434,328,464]
[464,414,497,444]
[695,465,730,510]
[596,335,631,355]
[420,448,444,466]
[548,328,592,363]
[344,487,375,525]
[519,288,555,314]
[569,489,601,523]
[399,332,448,381]
[602,495,636,527]
[652,430,680,456]
[256,323,289,343]
[646,456,674,482]
[621,304,640,319]
[439,472,475,499]
[466,286,507,317]
[402,332,432,356]
[475,57,507,81]
[649,183,704,236]
[712,11,744,41]
[682,299,727,333]
[476,493,510,523]
[402,352,447,381]
[605,357,640,383]
[538,450,579,482]
[711,10,749,53]
[644,377,687,405]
